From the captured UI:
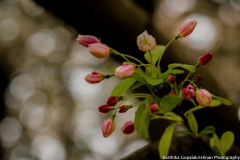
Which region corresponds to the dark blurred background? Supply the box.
[0,0,240,159]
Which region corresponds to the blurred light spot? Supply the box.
[10,145,33,160]
[0,19,19,42]
[21,0,44,17]
[74,109,101,136]
[182,14,218,50]
[230,0,240,10]
[0,117,22,147]
[32,134,66,160]
[88,133,118,157]
[68,68,102,101]
[219,4,240,26]
[28,30,55,56]
[9,73,35,100]
[160,0,196,18]
[20,104,45,130]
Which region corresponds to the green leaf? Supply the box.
[210,133,222,155]
[168,63,196,73]
[165,69,184,75]
[220,131,234,155]
[159,122,180,158]
[199,126,215,136]
[134,103,151,138]
[209,99,222,107]
[174,130,194,135]
[111,78,136,96]
[146,77,163,85]
[211,94,232,106]
[160,95,182,113]
[187,111,198,135]
[144,45,165,65]
[128,82,144,91]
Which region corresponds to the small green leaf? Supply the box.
[160,95,182,113]
[220,131,234,155]
[210,133,222,155]
[211,94,232,106]
[174,130,194,135]
[199,126,215,136]
[165,69,184,75]
[111,78,136,96]
[128,82,144,91]
[144,45,165,65]
[159,122,180,158]
[209,99,222,107]
[134,103,151,138]
[187,111,198,135]
[168,63,196,73]
[146,77,163,85]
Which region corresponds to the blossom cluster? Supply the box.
[76,20,215,138]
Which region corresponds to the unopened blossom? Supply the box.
[85,71,104,84]
[168,75,176,84]
[107,96,122,106]
[137,31,156,52]
[98,104,113,113]
[102,118,115,138]
[178,20,197,38]
[118,105,129,113]
[169,90,175,95]
[115,64,135,78]
[198,52,213,66]
[196,89,212,107]
[77,35,99,47]
[149,102,161,113]
[88,43,110,58]
[195,74,202,81]
[121,121,135,134]
[182,85,195,100]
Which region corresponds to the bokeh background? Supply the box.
[0,0,240,160]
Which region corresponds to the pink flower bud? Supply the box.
[118,105,129,113]
[198,52,213,66]
[121,121,135,134]
[195,89,212,107]
[149,102,161,113]
[107,96,118,106]
[98,104,113,113]
[102,118,115,138]
[77,35,100,47]
[182,86,195,100]
[178,20,197,38]
[168,75,176,84]
[169,90,175,95]
[195,74,202,81]
[84,71,104,84]
[115,64,135,78]
[137,31,156,52]
[88,43,110,58]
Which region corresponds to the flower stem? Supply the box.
[156,36,177,70]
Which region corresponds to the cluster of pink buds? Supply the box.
[98,96,123,113]
[182,85,195,100]
[77,35,110,58]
